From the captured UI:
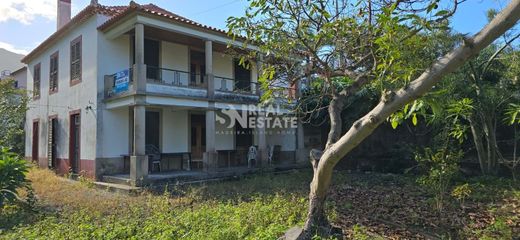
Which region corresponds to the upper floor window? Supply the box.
[70,36,82,85]
[49,51,59,93]
[33,63,41,99]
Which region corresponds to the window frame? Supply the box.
[33,63,41,100]
[70,35,82,86]
[49,51,59,94]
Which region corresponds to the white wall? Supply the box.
[96,25,131,158]
[161,41,189,72]
[99,107,129,157]
[12,68,27,89]
[215,112,234,150]
[213,53,233,78]
[162,109,189,153]
[253,124,297,151]
[25,16,99,161]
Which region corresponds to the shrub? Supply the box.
[451,183,471,205]
[416,147,462,214]
[0,147,29,207]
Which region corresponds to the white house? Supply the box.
[23,0,307,186]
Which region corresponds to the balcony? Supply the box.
[104,66,260,102]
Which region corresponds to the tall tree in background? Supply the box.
[0,79,28,155]
[228,0,520,238]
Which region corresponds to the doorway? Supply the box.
[132,38,160,79]
[190,114,206,160]
[234,59,251,91]
[190,51,205,86]
[145,111,160,150]
[32,120,39,162]
[69,113,80,174]
[48,118,57,169]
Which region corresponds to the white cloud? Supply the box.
[0,41,29,55]
[0,0,56,24]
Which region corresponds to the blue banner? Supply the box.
[114,69,130,93]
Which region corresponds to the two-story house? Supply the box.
[23,0,307,186]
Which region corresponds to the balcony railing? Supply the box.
[214,76,258,95]
[146,66,206,88]
[105,66,261,99]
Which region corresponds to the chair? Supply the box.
[267,145,274,165]
[146,144,161,173]
[247,146,257,168]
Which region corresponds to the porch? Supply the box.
[102,166,259,187]
[97,104,304,186]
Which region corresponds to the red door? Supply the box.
[32,121,39,162]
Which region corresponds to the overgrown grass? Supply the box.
[0,168,310,239]
[1,168,518,239]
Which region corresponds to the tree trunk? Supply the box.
[297,2,520,239]
[513,125,518,181]
[487,117,499,174]
[326,97,344,149]
[300,151,336,239]
[469,117,488,174]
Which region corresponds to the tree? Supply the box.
[411,14,520,176]
[504,103,520,180]
[0,78,28,155]
[228,0,520,238]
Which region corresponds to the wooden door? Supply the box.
[69,113,80,174]
[144,39,160,79]
[32,121,39,162]
[145,111,160,149]
[47,118,57,169]
[190,115,206,159]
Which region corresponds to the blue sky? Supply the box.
[0,0,511,55]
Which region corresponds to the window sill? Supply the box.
[49,89,58,95]
[70,78,82,87]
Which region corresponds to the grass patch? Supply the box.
[0,168,310,239]
[1,168,519,239]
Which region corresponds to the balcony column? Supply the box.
[203,106,217,171]
[133,23,146,94]
[130,23,148,186]
[257,114,268,167]
[205,40,214,99]
[130,103,148,186]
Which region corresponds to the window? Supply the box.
[33,63,41,99]
[49,51,59,93]
[70,36,82,84]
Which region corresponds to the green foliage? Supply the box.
[451,183,471,204]
[0,148,29,207]
[505,103,520,125]
[1,170,310,239]
[350,224,384,240]
[416,147,462,213]
[0,78,28,155]
[470,217,513,240]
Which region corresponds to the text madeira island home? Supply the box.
[24,0,309,186]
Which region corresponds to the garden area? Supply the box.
[2,0,520,239]
[1,164,519,239]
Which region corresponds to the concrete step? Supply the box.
[102,175,133,186]
[93,181,142,195]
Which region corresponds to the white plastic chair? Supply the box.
[247,146,257,168]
